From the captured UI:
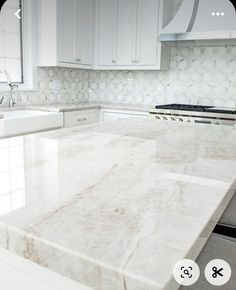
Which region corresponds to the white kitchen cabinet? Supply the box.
[38,0,95,68]
[136,0,159,66]
[96,0,171,70]
[39,0,171,70]
[64,109,100,128]
[59,0,76,64]
[63,108,148,127]
[97,0,118,66]
[76,0,94,65]
[116,0,137,66]
[100,109,148,122]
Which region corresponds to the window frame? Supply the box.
[0,0,37,91]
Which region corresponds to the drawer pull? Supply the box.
[77,118,87,122]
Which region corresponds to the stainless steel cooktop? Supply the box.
[150,104,236,126]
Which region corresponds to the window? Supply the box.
[0,0,23,84]
[0,0,36,91]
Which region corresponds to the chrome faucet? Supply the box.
[0,70,18,107]
[0,96,4,104]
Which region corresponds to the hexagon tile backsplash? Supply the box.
[1,45,236,108]
[87,46,236,108]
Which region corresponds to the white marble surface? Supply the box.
[0,103,150,113]
[0,119,236,290]
[0,248,91,290]
[31,103,150,113]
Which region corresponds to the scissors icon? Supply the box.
[212,267,224,278]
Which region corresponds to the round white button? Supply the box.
[205,259,231,286]
[173,259,200,286]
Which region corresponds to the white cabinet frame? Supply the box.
[38,0,171,70]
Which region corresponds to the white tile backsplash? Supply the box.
[86,46,236,107]
[1,45,236,108]
[1,0,235,109]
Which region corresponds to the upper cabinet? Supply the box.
[116,0,138,66]
[38,0,171,70]
[59,0,77,64]
[96,0,171,69]
[97,0,118,66]
[76,0,94,65]
[97,0,164,68]
[38,0,95,68]
[136,0,160,66]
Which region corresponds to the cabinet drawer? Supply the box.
[101,109,148,122]
[64,110,99,128]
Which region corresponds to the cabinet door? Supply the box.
[64,110,99,127]
[59,0,76,63]
[76,0,94,65]
[117,0,137,66]
[136,0,159,66]
[98,0,118,65]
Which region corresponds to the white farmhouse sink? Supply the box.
[0,110,63,138]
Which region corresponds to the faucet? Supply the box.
[0,70,18,107]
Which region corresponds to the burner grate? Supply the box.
[155,104,213,112]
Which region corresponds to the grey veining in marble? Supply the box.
[0,119,236,290]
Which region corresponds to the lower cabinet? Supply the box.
[64,109,100,128]
[100,109,148,122]
[63,108,149,127]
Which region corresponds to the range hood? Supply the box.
[160,0,236,41]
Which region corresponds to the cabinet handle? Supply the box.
[136,60,140,63]
[77,118,87,122]
[112,60,116,64]
[132,60,136,63]
[76,58,82,62]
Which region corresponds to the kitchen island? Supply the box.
[0,118,236,290]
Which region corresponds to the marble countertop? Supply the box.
[0,103,150,113]
[29,103,150,112]
[0,119,236,290]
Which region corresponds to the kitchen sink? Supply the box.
[0,110,63,138]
